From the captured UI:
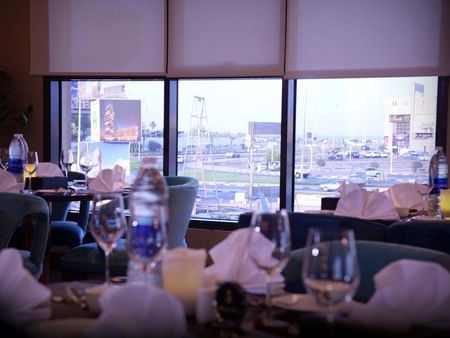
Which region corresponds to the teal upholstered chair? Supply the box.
[60,176,199,277]
[50,171,91,249]
[0,192,49,278]
[282,240,450,303]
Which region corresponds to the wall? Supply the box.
[0,0,43,156]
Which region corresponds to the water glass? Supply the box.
[302,227,360,322]
[248,209,291,327]
[415,168,433,215]
[89,193,127,285]
[24,151,39,193]
[60,149,74,176]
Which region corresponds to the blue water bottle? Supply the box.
[428,146,448,217]
[8,133,26,183]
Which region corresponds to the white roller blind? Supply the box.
[167,0,286,78]
[285,0,450,79]
[30,0,166,75]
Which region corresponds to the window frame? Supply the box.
[44,76,449,231]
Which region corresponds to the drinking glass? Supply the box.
[127,205,167,284]
[248,209,291,327]
[0,148,8,170]
[89,193,127,285]
[24,151,39,193]
[415,168,433,216]
[60,149,74,177]
[302,227,360,322]
[79,149,94,189]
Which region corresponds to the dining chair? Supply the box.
[0,192,49,278]
[387,219,450,255]
[238,211,388,251]
[50,171,91,249]
[282,240,450,303]
[59,176,199,278]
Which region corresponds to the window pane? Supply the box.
[294,77,438,211]
[178,79,282,221]
[61,80,164,182]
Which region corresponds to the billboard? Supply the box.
[91,99,141,142]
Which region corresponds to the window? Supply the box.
[177,79,283,221]
[294,76,439,211]
[59,80,165,181]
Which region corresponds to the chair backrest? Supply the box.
[282,240,450,303]
[387,220,450,255]
[0,192,49,278]
[238,211,388,250]
[165,176,199,249]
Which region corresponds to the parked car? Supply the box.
[294,165,311,179]
[226,151,240,158]
[365,167,383,178]
[177,155,184,163]
[350,151,360,159]
[267,161,280,171]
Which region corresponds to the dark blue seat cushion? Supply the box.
[60,239,128,276]
[238,212,388,250]
[50,221,85,248]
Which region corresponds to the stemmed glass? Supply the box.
[89,193,127,286]
[127,203,167,284]
[414,168,433,216]
[302,227,360,323]
[23,151,39,193]
[248,209,291,327]
[0,148,8,170]
[79,149,94,189]
[60,149,74,177]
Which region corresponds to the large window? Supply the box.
[53,76,443,226]
[294,77,438,211]
[60,80,165,181]
[178,79,282,221]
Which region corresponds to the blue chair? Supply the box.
[59,176,199,277]
[282,240,450,303]
[387,219,450,255]
[238,211,388,250]
[50,171,90,249]
[0,192,49,278]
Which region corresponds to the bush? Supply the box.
[316,158,326,167]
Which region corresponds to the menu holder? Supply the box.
[25,176,68,191]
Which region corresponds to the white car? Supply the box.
[365,167,383,178]
[294,165,310,179]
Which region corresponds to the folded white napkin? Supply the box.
[349,259,450,331]
[0,248,51,326]
[0,169,23,192]
[205,228,285,294]
[334,186,399,220]
[87,284,187,338]
[384,183,423,210]
[35,162,64,177]
[89,167,130,192]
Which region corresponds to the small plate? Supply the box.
[272,293,361,313]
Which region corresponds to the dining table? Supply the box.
[20,279,449,338]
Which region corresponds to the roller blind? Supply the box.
[167,0,286,78]
[285,0,450,79]
[30,0,166,76]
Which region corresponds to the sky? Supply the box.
[79,76,438,140]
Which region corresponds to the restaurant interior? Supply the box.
[1,0,450,337]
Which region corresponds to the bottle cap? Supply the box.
[13,133,23,137]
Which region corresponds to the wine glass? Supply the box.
[23,151,39,193]
[414,168,433,216]
[302,226,360,323]
[0,148,8,170]
[248,209,291,327]
[79,149,94,189]
[127,203,167,284]
[89,193,127,285]
[60,149,74,177]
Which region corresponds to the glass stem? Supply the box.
[104,250,111,285]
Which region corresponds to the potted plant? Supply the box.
[0,68,32,128]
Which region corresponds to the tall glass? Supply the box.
[302,227,360,322]
[60,149,74,177]
[0,148,8,170]
[248,209,291,327]
[79,148,94,189]
[414,168,433,216]
[23,151,39,193]
[89,193,127,285]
